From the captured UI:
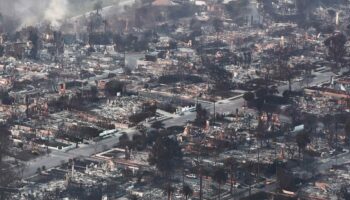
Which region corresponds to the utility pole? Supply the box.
[248,161,251,196]
[213,101,216,125]
[199,166,203,200]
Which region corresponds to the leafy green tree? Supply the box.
[0,45,4,57]
[129,101,157,124]
[118,133,130,148]
[142,101,157,116]
[255,88,268,101]
[42,189,61,200]
[345,119,350,144]
[268,85,279,95]
[323,114,335,147]
[148,136,183,176]
[277,168,297,192]
[224,158,238,196]
[256,118,267,179]
[128,194,139,200]
[324,32,347,71]
[303,114,318,135]
[182,184,193,200]
[151,121,164,130]
[212,167,228,200]
[36,167,42,175]
[105,80,125,96]
[243,92,255,105]
[280,64,296,91]
[86,184,103,200]
[163,183,175,200]
[296,132,311,159]
[295,0,318,19]
[131,133,147,151]
[141,0,155,6]
[195,103,209,127]
[93,1,103,14]
[28,27,39,60]
[225,0,249,20]
[0,126,10,165]
[89,86,99,102]
[212,18,223,41]
[208,64,232,91]
[0,91,14,105]
[338,184,350,200]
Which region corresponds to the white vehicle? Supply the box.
[294,77,303,82]
[186,174,197,179]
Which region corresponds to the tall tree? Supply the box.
[182,184,193,200]
[0,126,10,167]
[256,118,266,178]
[195,103,209,127]
[225,0,250,20]
[276,168,297,192]
[94,1,103,14]
[338,184,350,200]
[243,92,255,106]
[295,0,318,20]
[0,126,16,199]
[207,63,232,92]
[0,45,4,57]
[324,32,347,72]
[28,27,39,60]
[163,183,175,200]
[345,119,350,144]
[128,194,139,200]
[296,131,311,159]
[212,167,228,200]
[303,114,318,135]
[148,136,183,176]
[224,158,238,196]
[212,18,223,42]
[118,133,130,148]
[279,63,295,92]
[323,114,335,147]
[105,80,125,96]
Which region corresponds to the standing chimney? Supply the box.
[336,12,339,26]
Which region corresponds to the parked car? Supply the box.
[186,174,197,179]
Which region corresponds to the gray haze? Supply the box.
[0,0,68,29]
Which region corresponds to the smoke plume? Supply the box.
[0,0,68,31]
[45,0,68,27]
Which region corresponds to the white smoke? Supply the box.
[44,0,68,27]
[0,0,68,29]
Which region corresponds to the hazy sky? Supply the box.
[0,0,68,29]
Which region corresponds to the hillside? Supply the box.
[66,0,122,17]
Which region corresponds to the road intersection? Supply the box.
[22,71,335,181]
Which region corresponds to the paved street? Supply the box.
[163,71,335,128]
[21,71,335,179]
[22,129,136,178]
